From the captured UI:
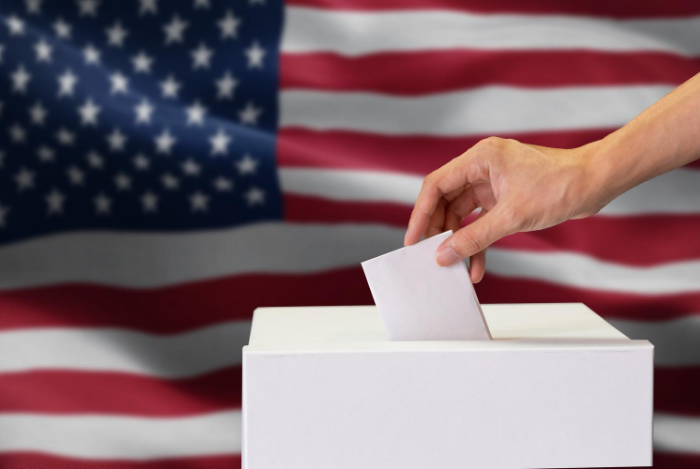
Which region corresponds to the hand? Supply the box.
[404,137,612,283]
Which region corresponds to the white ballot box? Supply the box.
[242,303,653,469]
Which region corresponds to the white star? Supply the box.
[35,39,53,62]
[132,51,154,74]
[66,165,85,185]
[236,153,258,175]
[94,193,111,215]
[133,154,150,171]
[86,151,104,169]
[164,15,188,45]
[29,102,48,125]
[45,188,66,215]
[106,21,128,47]
[210,128,232,156]
[218,10,241,39]
[194,0,210,8]
[37,145,55,162]
[114,172,131,191]
[239,101,263,125]
[161,173,179,190]
[6,15,25,36]
[135,99,154,124]
[54,19,72,39]
[56,128,75,146]
[110,71,129,94]
[216,71,238,100]
[78,0,100,16]
[11,65,31,94]
[154,129,176,155]
[26,0,43,14]
[245,41,266,69]
[191,43,214,69]
[160,75,181,99]
[181,158,201,176]
[213,177,233,192]
[190,191,209,212]
[245,187,265,206]
[9,124,27,144]
[140,0,158,15]
[83,44,101,65]
[141,191,158,213]
[46,188,66,215]
[14,168,35,191]
[0,204,8,229]
[107,128,127,152]
[58,69,79,97]
[78,98,101,126]
[186,101,207,126]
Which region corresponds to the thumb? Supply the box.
[435,207,514,266]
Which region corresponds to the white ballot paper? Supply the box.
[362,231,491,341]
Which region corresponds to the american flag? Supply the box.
[0,0,698,467]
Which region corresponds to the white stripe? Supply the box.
[280,86,672,136]
[0,222,403,290]
[0,317,696,374]
[610,317,700,367]
[281,168,421,204]
[0,224,699,295]
[0,321,250,377]
[283,8,700,56]
[279,167,700,216]
[486,248,700,295]
[0,410,692,459]
[0,410,241,460]
[655,413,700,455]
[0,317,696,375]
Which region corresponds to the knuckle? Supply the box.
[475,136,503,150]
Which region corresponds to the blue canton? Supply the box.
[0,0,283,245]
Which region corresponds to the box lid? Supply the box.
[247,303,652,352]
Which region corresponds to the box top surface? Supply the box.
[247,304,652,352]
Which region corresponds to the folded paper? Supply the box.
[362,231,491,341]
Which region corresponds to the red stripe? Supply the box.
[0,452,697,469]
[286,0,700,18]
[279,127,700,173]
[0,453,241,469]
[650,452,700,469]
[0,270,371,333]
[278,128,617,175]
[656,368,700,416]
[285,194,412,227]
[285,195,700,266]
[282,51,700,95]
[0,367,241,416]
[0,268,697,334]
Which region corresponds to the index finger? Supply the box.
[404,155,478,246]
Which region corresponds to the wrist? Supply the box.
[569,138,626,216]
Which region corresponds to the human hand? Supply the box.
[404,137,613,283]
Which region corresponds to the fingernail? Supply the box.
[436,245,460,266]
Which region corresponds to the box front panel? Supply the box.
[244,348,652,469]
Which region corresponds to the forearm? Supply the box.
[586,72,700,203]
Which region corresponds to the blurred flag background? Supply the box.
[0,0,698,468]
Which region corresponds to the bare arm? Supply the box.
[404,72,700,282]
